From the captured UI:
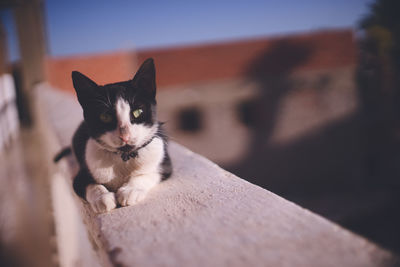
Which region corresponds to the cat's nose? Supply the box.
[119,133,130,143]
[119,126,130,143]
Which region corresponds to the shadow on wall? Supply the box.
[225,38,400,253]
[245,39,314,145]
[226,39,340,194]
[229,39,364,195]
[227,37,388,195]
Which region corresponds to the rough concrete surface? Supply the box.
[37,85,399,267]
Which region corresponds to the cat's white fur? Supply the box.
[85,98,164,213]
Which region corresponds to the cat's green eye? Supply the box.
[132,108,143,119]
[99,112,112,123]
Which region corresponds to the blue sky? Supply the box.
[1,0,373,61]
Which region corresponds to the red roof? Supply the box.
[45,29,356,93]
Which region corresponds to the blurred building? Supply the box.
[46,29,356,164]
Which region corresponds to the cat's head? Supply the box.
[72,58,158,153]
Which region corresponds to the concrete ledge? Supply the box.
[36,84,398,267]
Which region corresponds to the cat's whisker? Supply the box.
[91,98,111,108]
[106,90,112,107]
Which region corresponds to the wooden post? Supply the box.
[14,0,46,89]
[13,0,47,126]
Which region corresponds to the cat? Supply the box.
[54,58,172,213]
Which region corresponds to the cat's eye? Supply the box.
[132,108,143,119]
[99,112,112,123]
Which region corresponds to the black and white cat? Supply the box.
[55,58,172,213]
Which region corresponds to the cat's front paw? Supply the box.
[116,185,148,206]
[89,192,117,213]
[86,184,117,213]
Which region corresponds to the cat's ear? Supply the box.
[72,71,97,106]
[131,58,156,99]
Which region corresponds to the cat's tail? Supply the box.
[54,147,72,163]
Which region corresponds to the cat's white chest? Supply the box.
[85,138,164,192]
[85,139,128,190]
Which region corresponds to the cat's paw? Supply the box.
[89,192,117,213]
[116,185,148,206]
[86,184,117,213]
